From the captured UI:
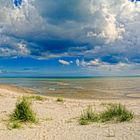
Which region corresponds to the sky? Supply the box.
[0,0,140,77]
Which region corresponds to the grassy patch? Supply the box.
[9,97,37,129]
[56,97,64,102]
[79,104,133,125]
[8,121,22,129]
[27,95,45,101]
[79,106,98,125]
[100,104,133,122]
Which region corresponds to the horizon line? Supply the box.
[0,75,140,79]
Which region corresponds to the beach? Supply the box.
[0,84,140,140]
[0,0,140,139]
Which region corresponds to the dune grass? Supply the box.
[9,97,37,129]
[79,106,98,125]
[79,104,133,125]
[27,95,45,101]
[8,121,22,129]
[56,97,64,102]
[100,104,133,122]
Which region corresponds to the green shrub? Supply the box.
[11,97,37,123]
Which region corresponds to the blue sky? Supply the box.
[0,0,140,77]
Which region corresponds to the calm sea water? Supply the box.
[0,77,140,99]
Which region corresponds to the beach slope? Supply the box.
[0,84,140,140]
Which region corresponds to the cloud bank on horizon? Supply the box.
[0,0,140,75]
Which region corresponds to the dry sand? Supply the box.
[0,84,140,140]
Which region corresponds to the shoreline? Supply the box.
[0,83,140,105]
[0,84,140,140]
[1,83,140,101]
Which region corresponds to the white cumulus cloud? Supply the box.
[58,59,71,65]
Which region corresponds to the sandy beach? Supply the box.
[0,84,140,140]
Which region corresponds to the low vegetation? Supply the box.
[100,104,133,122]
[27,95,45,101]
[79,104,133,125]
[8,121,22,129]
[56,97,64,102]
[79,106,98,125]
[9,97,37,129]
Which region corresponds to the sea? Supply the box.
[0,77,140,99]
